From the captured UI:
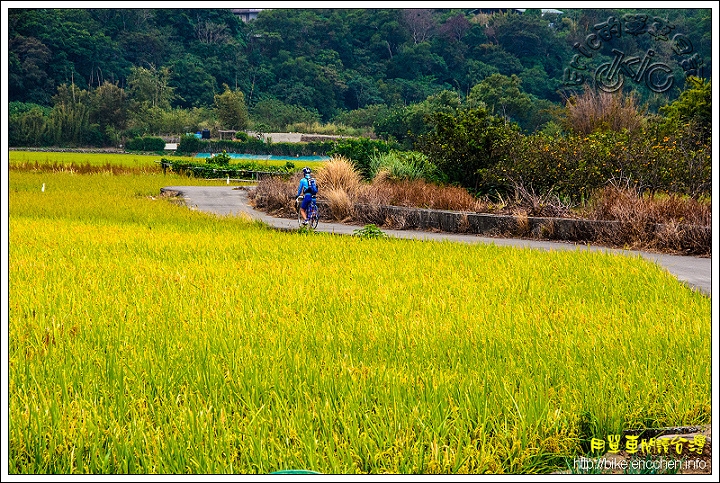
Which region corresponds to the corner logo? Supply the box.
[563,14,704,93]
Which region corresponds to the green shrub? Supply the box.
[328,138,396,179]
[176,134,203,154]
[208,150,232,166]
[125,136,166,152]
[418,107,520,194]
[353,224,388,239]
[369,150,441,182]
[485,126,711,202]
[162,157,296,179]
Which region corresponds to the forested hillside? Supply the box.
[8,7,713,146]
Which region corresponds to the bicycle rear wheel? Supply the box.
[309,204,319,229]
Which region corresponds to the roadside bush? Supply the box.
[417,106,520,194]
[328,137,395,179]
[208,151,231,166]
[584,184,710,227]
[485,125,711,203]
[324,188,354,221]
[248,175,296,216]
[368,150,441,182]
[357,178,480,211]
[582,184,711,254]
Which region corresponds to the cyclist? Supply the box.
[296,167,318,225]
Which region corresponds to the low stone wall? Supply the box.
[300,134,350,142]
[251,194,709,254]
[331,202,711,255]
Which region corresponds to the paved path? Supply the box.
[162,185,712,296]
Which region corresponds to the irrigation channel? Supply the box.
[161,185,712,297]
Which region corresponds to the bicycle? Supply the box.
[296,195,319,229]
[594,48,674,93]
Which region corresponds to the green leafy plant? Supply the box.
[208,150,231,166]
[368,150,441,182]
[353,224,388,239]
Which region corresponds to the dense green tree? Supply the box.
[333,104,390,129]
[270,56,346,120]
[374,89,461,146]
[467,74,534,131]
[462,60,500,93]
[9,103,50,146]
[386,42,448,80]
[214,85,249,130]
[250,98,320,131]
[46,84,95,146]
[476,44,525,77]
[8,36,53,105]
[127,65,175,110]
[492,11,566,78]
[90,81,129,132]
[659,77,711,140]
[344,71,385,109]
[169,54,218,108]
[417,106,520,193]
[6,7,713,143]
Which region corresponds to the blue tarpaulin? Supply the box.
[195,153,330,161]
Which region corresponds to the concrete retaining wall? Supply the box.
[319,202,710,253]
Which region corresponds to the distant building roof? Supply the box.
[232,9,265,22]
[515,8,564,15]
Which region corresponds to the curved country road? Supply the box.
[161,185,712,296]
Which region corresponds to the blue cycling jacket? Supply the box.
[296,176,310,197]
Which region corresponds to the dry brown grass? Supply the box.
[356,178,482,211]
[248,175,297,216]
[582,185,711,254]
[586,185,710,226]
[563,88,645,135]
[324,187,354,221]
[314,156,363,196]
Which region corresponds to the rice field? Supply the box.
[8,151,190,169]
[8,151,327,174]
[8,168,711,474]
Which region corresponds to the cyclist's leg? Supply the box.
[300,195,312,224]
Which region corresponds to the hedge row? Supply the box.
[161,158,296,179]
[125,137,167,152]
[176,135,336,156]
[175,136,399,180]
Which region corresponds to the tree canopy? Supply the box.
[7,7,713,147]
